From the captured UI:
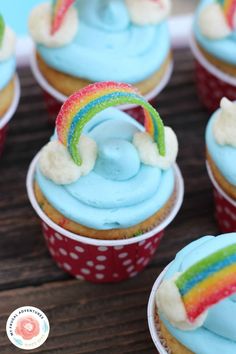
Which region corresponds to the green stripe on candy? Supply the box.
[0,15,5,48]
[175,243,236,291]
[69,93,165,166]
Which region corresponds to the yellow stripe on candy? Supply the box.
[58,86,136,146]
[183,264,236,319]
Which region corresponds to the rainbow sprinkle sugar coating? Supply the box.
[218,0,236,28]
[175,243,236,322]
[0,15,5,48]
[56,82,165,166]
[51,0,75,35]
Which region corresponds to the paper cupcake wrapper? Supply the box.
[30,51,173,125]
[189,35,236,112]
[147,266,169,354]
[0,76,21,156]
[26,154,184,283]
[206,162,236,233]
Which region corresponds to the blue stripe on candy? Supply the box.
[67,91,151,151]
[179,254,236,296]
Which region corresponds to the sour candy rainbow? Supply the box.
[0,15,5,48]
[175,243,236,322]
[56,82,165,166]
[218,0,236,28]
[51,0,75,34]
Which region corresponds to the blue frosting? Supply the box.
[95,138,141,181]
[159,233,236,354]
[0,57,16,90]
[194,0,236,66]
[37,0,170,83]
[206,111,236,186]
[35,108,175,230]
[1,0,42,35]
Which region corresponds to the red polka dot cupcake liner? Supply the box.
[27,154,184,283]
[148,266,169,353]
[206,162,236,233]
[0,77,20,156]
[190,36,236,113]
[30,51,173,125]
[0,125,8,156]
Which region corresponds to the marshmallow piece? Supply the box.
[28,2,78,48]
[198,3,231,39]
[133,127,178,169]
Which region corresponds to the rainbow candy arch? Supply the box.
[56,82,166,166]
[218,0,236,28]
[175,243,236,322]
[0,14,5,47]
[51,0,75,35]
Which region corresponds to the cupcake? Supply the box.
[206,97,236,232]
[26,81,183,282]
[190,0,236,112]
[148,233,236,353]
[0,15,20,155]
[28,0,173,122]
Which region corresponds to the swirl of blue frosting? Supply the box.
[206,111,236,186]
[159,233,236,354]
[0,57,16,90]
[194,0,236,66]
[35,108,175,230]
[37,0,170,83]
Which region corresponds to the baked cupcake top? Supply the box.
[0,15,16,90]
[156,233,236,354]
[206,97,236,187]
[36,82,178,230]
[194,0,236,65]
[29,0,171,83]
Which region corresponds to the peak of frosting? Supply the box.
[94,138,140,181]
[213,97,236,147]
[125,0,171,25]
[91,0,130,32]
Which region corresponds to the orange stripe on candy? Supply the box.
[56,83,138,145]
[183,264,236,321]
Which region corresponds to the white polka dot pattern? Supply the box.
[213,187,236,233]
[40,220,164,283]
[195,59,236,112]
